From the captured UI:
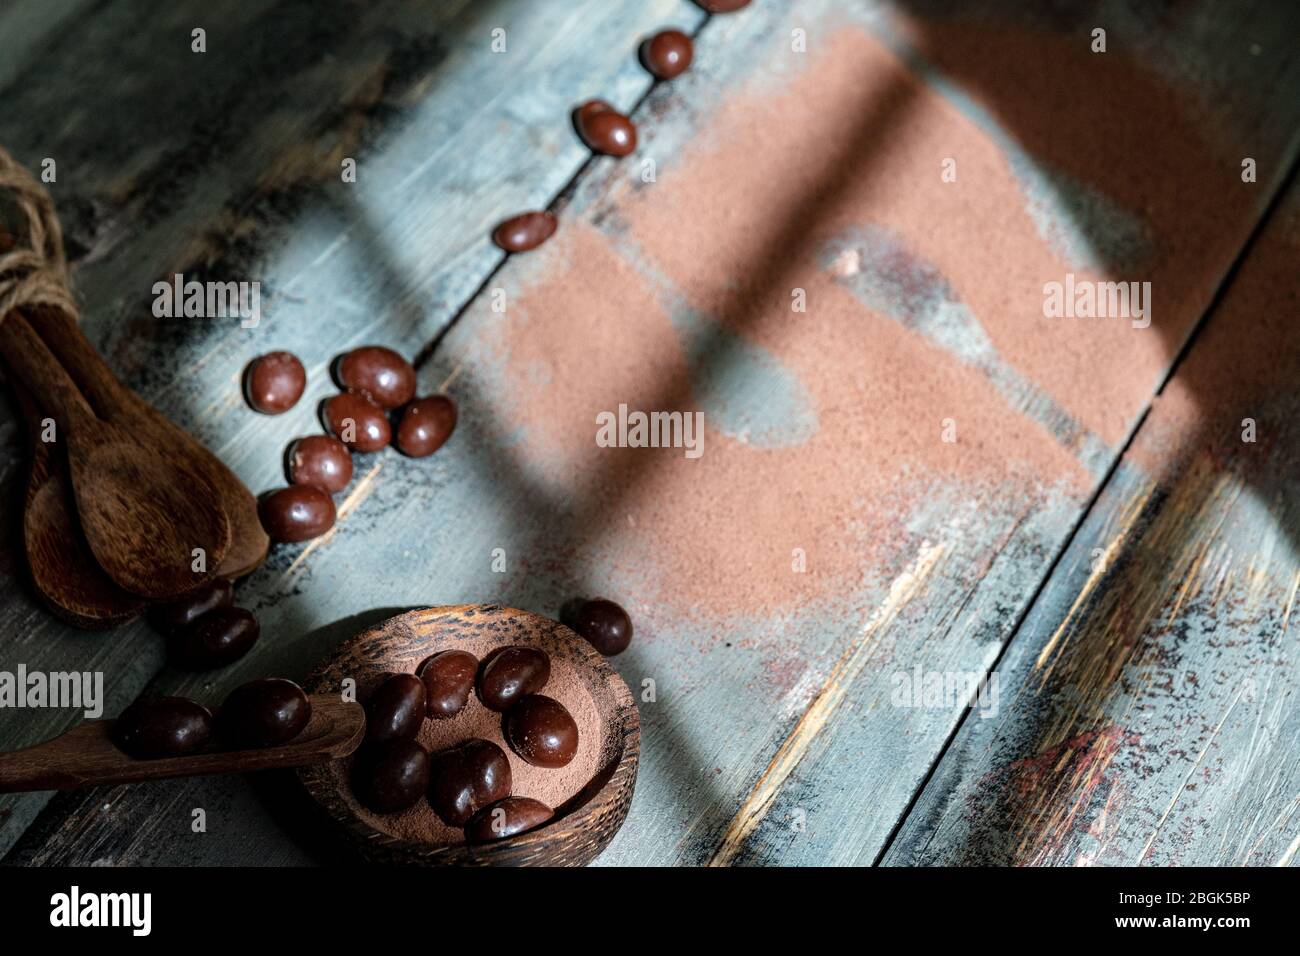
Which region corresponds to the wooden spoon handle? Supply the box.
[0,311,96,431]
[22,305,130,418]
[0,696,365,793]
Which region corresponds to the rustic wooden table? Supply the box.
[0,0,1297,867]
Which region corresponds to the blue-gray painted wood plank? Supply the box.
[883,177,1300,866]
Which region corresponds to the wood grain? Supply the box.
[2,0,1298,868]
[883,176,1300,867]
[5,372,144,627]
[298,605,638,866]
[0,311,230,598]
[25,305,267,579]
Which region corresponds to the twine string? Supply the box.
[0,145,79,323]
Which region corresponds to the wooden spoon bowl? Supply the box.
[297,605,639,866]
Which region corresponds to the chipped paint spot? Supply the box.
[980,726,1139,866]
[1137,682,1245,863]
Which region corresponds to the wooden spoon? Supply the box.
[3,368,145,627]
[24,305,269,579]
[0,696,364,793]
[0,311,231,599]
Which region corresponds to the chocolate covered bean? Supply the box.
[217,678,311,748]
[492,211,557,253]
[574,100,637,157]
[352,739,430,813]
[464,797,553,843]
[336,346,416,410]
[147,578,234,635]
[113,697,213,759]
[427,739,512,826]
[287,435,353,493]
[563,597,633,656]
[258,485,336,542]
[395,395,456,458]
[641,30,693,80]
[505,694,579,768]
[364,673,426,745]
[323,392,391,452]
[477,646,550,712]
[244,352,305,414]
[168,607,260,671]
[418,650,477,720]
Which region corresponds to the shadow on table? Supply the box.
[877,0,1300,864]
[3,0,1297,867]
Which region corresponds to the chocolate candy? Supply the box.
[477,646,550,712]
[697,0,750,11]
[492,211,557,253]
[258,485,336,543]
[418,650,478,720]
[505,694,579,768]
[287,435,353,493]
[641,30,693,80]
[323,391,391,452]
[364,673,426,746]
[352,739,430,813]
[167,606,260,670]
[465,797,554,843]
[217,678,311,748]
[336,346,416,410]
[395,395,457,458]
[147,578,234,635]
[563,598,633,656]
[113,697,213,759]
[427,739,512,826]
[244,351,305,414]
[574,101,637,157]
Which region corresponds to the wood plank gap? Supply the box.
[409,14,717,373]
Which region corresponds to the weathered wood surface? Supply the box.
[0,0,704,855]
[3,0,1299,867]
[884,176,1300,867]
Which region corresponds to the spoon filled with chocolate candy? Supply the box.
[0,680,363,793]
[298,604,639,867]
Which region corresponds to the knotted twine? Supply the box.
[0,145,80,325]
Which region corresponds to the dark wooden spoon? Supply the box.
[0,311,231,599]
[24,305,269,579]
[0,696,364,793]
[3,368,145,627]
